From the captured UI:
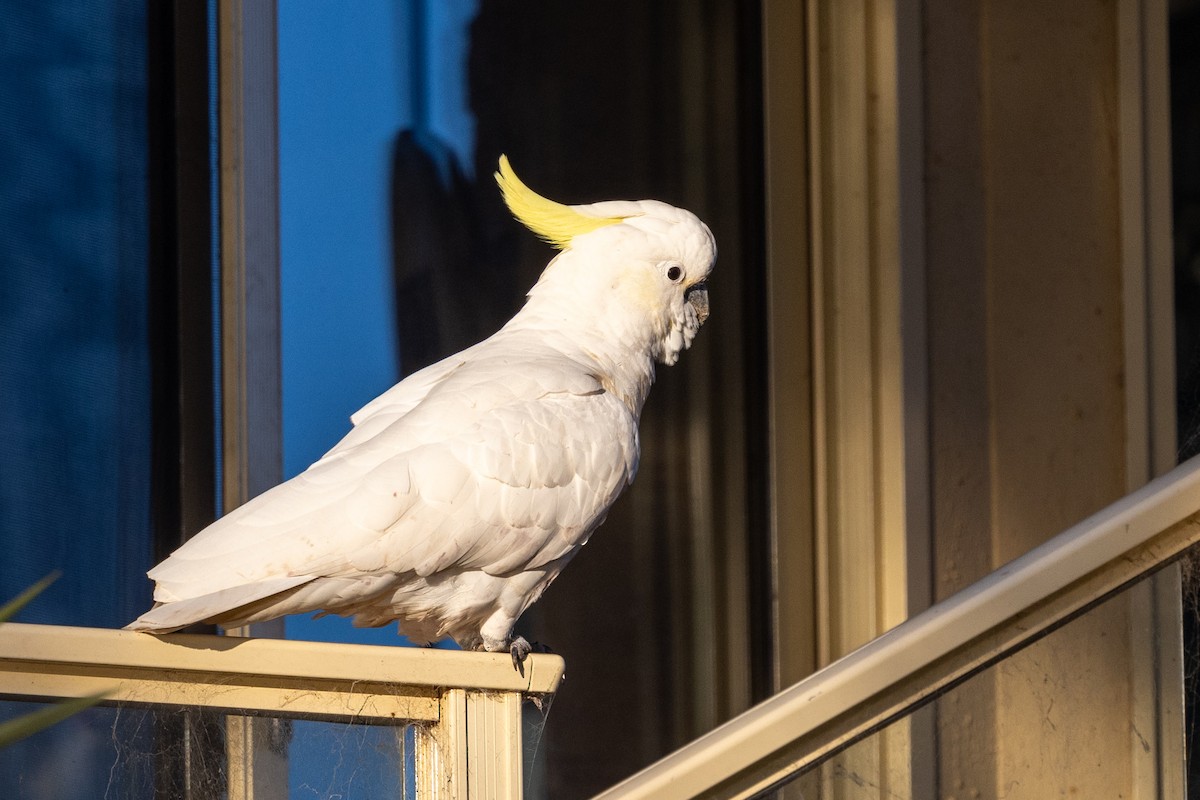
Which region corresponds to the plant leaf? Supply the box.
[0,572,61,624]
[0,693,109,749]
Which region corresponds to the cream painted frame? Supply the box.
[765,0,1179,797]
[0,624,563,799]
[1118,0,1182,797]
[768,0,1176,679]
[765,4,927,793]
[802,4,928,797]
[217,2,288,794]
[803,0,928,667]
[764,0,928,687]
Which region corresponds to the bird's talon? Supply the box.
[510,636,533,676]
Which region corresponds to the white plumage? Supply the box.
[127,157,716,668]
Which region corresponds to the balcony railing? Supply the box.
[0,623,563,798]
[5,456,1198,798]
[593,455,1200,799]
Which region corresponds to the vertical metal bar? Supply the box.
[799,0,929,795]
[466,691,523,799]
[216,0,285,796]
[146,0,219,555]
[147,1,224,796]
[890,2,933,797]
[218,0,282,511]
[761,0,817,693]
[414,689,525,799]
[419,688,469,798]
[1152,563,1186,800]
[1118,1,1183,797]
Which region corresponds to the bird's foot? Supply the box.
[509,636,553,677]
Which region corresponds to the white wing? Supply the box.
[127,344,637,632]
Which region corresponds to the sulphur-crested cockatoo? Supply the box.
[127,156,715,672]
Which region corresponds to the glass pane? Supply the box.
[276,3,760,795]
[0,701,421,800]
[282,719,413,799]
[0,5,154,625]
[763,571,1179,798]
[277,1,410,652]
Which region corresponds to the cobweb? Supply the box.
[0,688,556,799]
[1175,380,1200,800]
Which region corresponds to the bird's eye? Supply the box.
[665,264,684,283]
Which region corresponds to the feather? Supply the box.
[126,576,314,632]
[494,155,625,249]
[127,156,716,662]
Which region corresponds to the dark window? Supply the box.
[0,3,218,794]
[0,3,154,629]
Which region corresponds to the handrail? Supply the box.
[0,624,564,798]
[593,455,1200,799]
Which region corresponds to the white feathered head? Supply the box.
[494,155,715,366]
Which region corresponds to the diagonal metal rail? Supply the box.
[594,456,1200,799]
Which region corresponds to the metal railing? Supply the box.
[5,456,1198,798]
[0,623,563,799]
[594,455,1200,799]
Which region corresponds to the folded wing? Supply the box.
[126,353,637,632]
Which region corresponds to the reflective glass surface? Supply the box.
[0,3,154,628]
[0,702,421,800]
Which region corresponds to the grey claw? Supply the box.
[510,636,532,676]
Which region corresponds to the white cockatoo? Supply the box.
[127,156,716,672]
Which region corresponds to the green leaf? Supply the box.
[0,571,61,624]
[0,693,109,749]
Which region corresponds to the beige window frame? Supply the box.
[763,0,1178,797]
[763,0,928,690]
[766,0,1176,676]
[0,623,563,798]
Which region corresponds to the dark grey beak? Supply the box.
[686,282,710,325]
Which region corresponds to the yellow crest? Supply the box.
[494,155,623,249]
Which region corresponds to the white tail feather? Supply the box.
[124,576,314,633]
